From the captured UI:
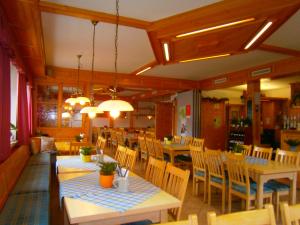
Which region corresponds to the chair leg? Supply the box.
[203,181,207,203]
[192,177,196,196]
[228,192,232,213]
[208,184,211,206]
[275,192,279,221]
[222,187,225,214]
[246,199,250,211]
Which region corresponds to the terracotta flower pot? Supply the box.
[99,174,114,188]
[80,154,91,162]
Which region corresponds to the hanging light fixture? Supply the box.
[98,0,134,118]
[65,75,77,106]
[80,21,103,119]
[75,55,90,105]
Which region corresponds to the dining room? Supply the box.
[1,1,300,225]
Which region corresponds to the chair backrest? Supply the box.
[190,145,206,175]
[205,150,225,181]
[138,136,148,155]
[280,202,300,225]
[252,146,273,160]
[192,138,204,150]
[145,156,166,187]
[70,142,88,155]
[226,155,251,195]
[173,135,182,144]
[153,139,164,160]
[162,163,190,220]
[145,137,156,158]
[115,145,127,166]
[205,147,221,153]
[96,136,106,152]
[159,214,198,225]
[242,144,252,156]
[124,148,137,170]
[183,136,193,145]
[116,132,125,146]
[207,204,276,225]
[275,149,300,166]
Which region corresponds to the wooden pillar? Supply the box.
[155,102,173,140]
[247,80,261,145]
[129,111,134,128]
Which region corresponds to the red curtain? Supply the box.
[0,45,11,162]
[27,85,33,136]
[17,73,30,145]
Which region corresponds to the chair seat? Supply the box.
[195,170,205,177]
[122,220,152,225]
[231,182,273,195]
[27,153,51,166]
[265,180,290,192]
[250,182,274,194]
[175,155,192,162]
[211,176,226,184]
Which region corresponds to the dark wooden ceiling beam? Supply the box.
[259,44,300,57]
[39,1,151,30]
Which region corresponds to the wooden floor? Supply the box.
[51,148,300,225]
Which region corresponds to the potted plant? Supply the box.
[231,143,244,155]
[79,146,92,162]
[284,139,300,151]
[231,118,239,127]
[10,123,17,141]
[98,161,117,188]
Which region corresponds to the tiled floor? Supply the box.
[52,149,300,225]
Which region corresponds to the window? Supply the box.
[10,63,19,142]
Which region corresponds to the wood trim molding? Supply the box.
[259,44,300,57]
[39,1,151,30]
[198,56,300,90]
[131,60,158,75]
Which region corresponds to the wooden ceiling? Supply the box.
[1,0,300,99]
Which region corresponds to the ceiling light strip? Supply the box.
[244,21,273,50]
[136,66,151,75]
[163,43,170,61]
[176,18,255,38]
[180,53,231,63]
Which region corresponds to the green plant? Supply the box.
[98,161,117,175]
[285,139,300,147]
[232,143,244,153]
[231,118,239,126]
[243,117,252,126]
[10,123,17,130]
[165,135,173,141]
[75,135,83,142]
[79,146,92,155]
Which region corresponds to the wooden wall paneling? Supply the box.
[200,99,227,150]
[155,103,173,140]
[261,101,275,129]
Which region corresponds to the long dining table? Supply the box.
[162,143,190,164]
[56,155,181,225]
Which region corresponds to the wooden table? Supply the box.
[59,172,181,225]
[162,143,190,164]
[246,160,299,209]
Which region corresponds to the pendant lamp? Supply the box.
[75,54,90,105]
[98,0,134,118]
[80,21,103,119]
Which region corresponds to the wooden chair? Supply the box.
[55,141,71,155]
[145,137,156,159]
[205,147,221,153]
[153,139,165,161]
[252,146,273,160]
[145,156,166,188]
[159,214,198,225]
[116,131,125,146]
[124,148,137,171]
[267,149,300,219]
[242,144,252,156]
[206,150,226,213]
[183,136,193,145]
[226,154,273,212]
[191,138,204,150]
[207,204,276,225]
[70,142,88,155]
[162,163,190,220]
[190,145,207,201]
[280,202,300,225]
[115,145,127,166]
[96,136,106,154]
[173,135,182,144]
[110,130,118,151]
[138,136,148,168]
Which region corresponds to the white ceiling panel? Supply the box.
[264,9,300,50]
[45,0,221,21]
[42,12,155,73]
[142,50,289,80]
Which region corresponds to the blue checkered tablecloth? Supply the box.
[60,172,159,212]
[57,155,115,171]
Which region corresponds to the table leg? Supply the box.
[170,152,174,164]
[289,172,297,205]
[257,176,264,209]
[160,209,168,222]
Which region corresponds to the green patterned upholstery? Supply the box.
[11,165,50,194]
[27,153,51,166]
[0,192,49,225]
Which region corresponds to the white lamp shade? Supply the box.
[65,97,77,106]
[110,110,120,119]
[98,99,134,111]
[76,96,90,105]
[80,106,103,114]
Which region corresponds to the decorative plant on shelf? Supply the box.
[231,143,244,154]
[230,118,239,127]
[79,146,92,162]
[75,133,84,142]
[98,161,117,188]
[243,117,252,127]
[10,123,17,141]
[284,139,300,151]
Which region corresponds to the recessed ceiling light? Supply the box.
[180,53,231,63]
[244,21,273,50]
[136,66,151,75]
[176,18,255,38]
[163,43,170,61]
